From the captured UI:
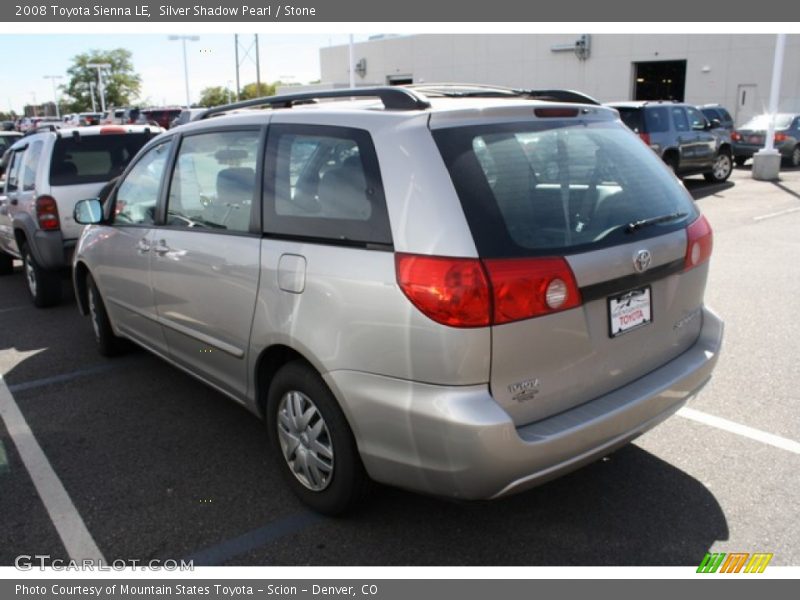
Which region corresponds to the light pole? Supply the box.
[43,75,63,119]
[169,35,200,108]
[87,63,111,113]
[89,81,97,112]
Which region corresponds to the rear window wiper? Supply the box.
[626,211,688,233]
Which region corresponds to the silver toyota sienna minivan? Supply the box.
[72,86,723,514]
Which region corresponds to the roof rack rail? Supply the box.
[24,124,61,137]
[405,83,521,98]
[199,87,431,120]
[518,89,601,105]
[404,83,601,105]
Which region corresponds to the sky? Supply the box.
[0,34,376,114]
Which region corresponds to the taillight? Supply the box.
[731,131,743,142]
[638,132,651,146]
[684,215,713,271]
[100,126,126,134]
[396,254,582,328]
[774,132,788,143]
[395,254,490,327]
[35,195,60,231]
[483,257,581,324]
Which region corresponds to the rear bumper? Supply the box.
[733,142,795,159]
[325,307,723,500]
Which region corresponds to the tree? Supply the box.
[63,49,142,113]
[198,86,234,107]
[240,82,276,100]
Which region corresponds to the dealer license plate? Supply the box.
[608,287,652,337]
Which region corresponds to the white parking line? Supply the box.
[0,375,105,561]
[753,206,800,222]
[678,407,800,455]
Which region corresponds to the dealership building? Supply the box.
[316,34,800,125]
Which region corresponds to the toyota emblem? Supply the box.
[634,249,652,273]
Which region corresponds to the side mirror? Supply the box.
[710,118,722,129]
[74,198,103,225]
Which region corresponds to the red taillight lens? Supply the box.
[731,131,743,142]
[684,215,713,270]
[100,126,126,134]
[483,257,581,324]
[396,254,582,328]
[774,132,788,143]
[638,132,651,146]
[395,254,491,327]
[35,195,60,231]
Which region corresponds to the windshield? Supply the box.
[433,120,698,257]
[741,114,794,130]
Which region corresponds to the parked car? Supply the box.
[71,86,723,514]
[170,107,207,129]
[700,104,735,133]
[731,113,800,167]
[0,124,162,303]
[0,131,22,155]
[141,107,183,129]
[607,101,733,183]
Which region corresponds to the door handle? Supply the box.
[153,240,171,256]
[136,238,151,253]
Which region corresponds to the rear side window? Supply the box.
[50,133,151,186]
[263,124,392,246]
[644,107,670,133]
[433,120,698,257]
[22,141,43,191]
[166,129,260,233]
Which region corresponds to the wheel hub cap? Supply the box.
[277,390,334,491]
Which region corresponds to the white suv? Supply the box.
[0,123,161,306]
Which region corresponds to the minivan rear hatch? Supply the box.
[432,112,711,426]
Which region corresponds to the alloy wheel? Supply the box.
[277,390,334,491]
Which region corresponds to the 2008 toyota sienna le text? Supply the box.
[71,86,723,515]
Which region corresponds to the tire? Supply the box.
[663,154,679,176]
[266,361,370,515]
[0,252,13,276]
[788,145,800,168]
[734,156,748,167]
[704,151,733,183]
[21,243,62,307]
[86,274,128,357]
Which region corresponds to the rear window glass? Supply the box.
[433,120,698,257]
[741,114,794,130]
[615,108,642,133]
[50,133,152,186]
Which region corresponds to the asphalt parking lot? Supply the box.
[1,165,799,567]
